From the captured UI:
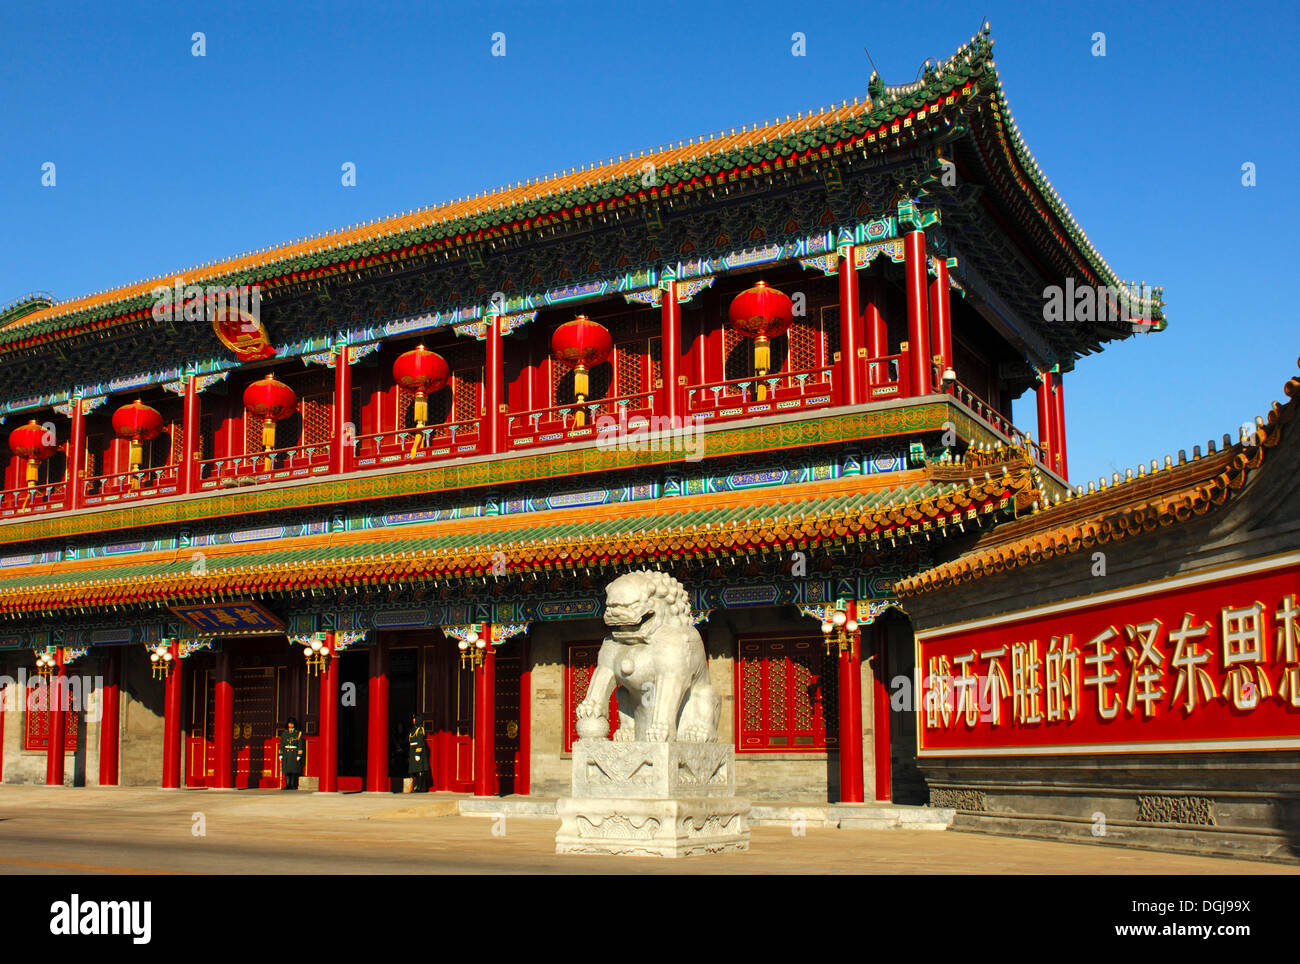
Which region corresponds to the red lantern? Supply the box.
[111,399,164,475]
[392,345,450,428]
[729,281,794,395]
[242,374,297,462]
[8,420,55,487]
[551,316,612,425]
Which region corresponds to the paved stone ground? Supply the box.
[0,786,1291,875]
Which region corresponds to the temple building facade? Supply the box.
[8,27,1254,853]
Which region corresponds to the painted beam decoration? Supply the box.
[169,601,285,635]
[916,558,1300,756]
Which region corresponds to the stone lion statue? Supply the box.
[575,570,720,743]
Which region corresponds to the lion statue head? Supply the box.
[603,570,693,644]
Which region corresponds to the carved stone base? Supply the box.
[557,740,751,857]
[555,796,751,858]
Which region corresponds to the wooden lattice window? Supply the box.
[24,678,79,751]
[398,377,461,429]
[552,359,612,409]
[453,368,483,424]
[301,394,331,446]
[565,641,618,751]
[821,305,841,363]
[736,636,836,752]
[723,327,752,383]
[615,342,645,398]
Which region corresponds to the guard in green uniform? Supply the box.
[279,717,305,790]
[407,713,430,792]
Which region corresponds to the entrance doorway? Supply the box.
[385,633,474,793]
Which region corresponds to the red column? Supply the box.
[45,651,67,786]
[366,638,390,792]
[318,632,339,793]
[862,277,887,361]
[871,623,892,802]
[837,246,863,405]
[1052,373,1069,480]
[660,281,681,421]
[97,649,120,786]
[484,316,504,453]
[836,603,865,804]
[213,649,234,789]
[331,348,353,475]
[904,230,932,396]
[161,641,183,789]
[473,627,498,797]
[1035,371,1055,468]
[67,397,86,510]
[929,257,954,378]
[181,375,200,494]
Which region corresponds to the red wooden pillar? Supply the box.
[485,316,504,453]
[181,375,201,494]
[473,626,498,797]
[836,602,865,804]
[871,622,892,802]
[837,245,863,405]
[660,280,681,421]
[904,230,932,396]
[1035,370,1055,468]
[45,650,67,786]
[97,649,120,787]
[862,277,888,382]
[1052,372,1069,480]
[212,649,234,789]
[161,641,183,789]
[67,396,86,510]
[318,632,339,792]
[929,257,954,380]
[331,347,353,475]
[366,638,390,792]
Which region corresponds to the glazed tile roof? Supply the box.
[894,357,1300,597]
[0,26,1160,355]
[0,464,1040,615]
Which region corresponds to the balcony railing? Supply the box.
[944,379,1054,473]
[353,420,483,468]
[686,365,836,423]
[507,391,656,449]
[81,466,182,506]
[0,479,67,517]
[864,352,907,400]
[196,441,331,491]
[0,363,1067,521]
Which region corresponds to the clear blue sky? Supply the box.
[2,0,1297,486]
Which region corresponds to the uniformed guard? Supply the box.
[279,717,305,790]
[407,713,430,792]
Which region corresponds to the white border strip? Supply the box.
[916,550,1300,640]
[919,736,1300,758]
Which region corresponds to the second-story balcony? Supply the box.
[0,241,1073,528]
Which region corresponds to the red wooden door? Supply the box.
[233,666,281,788]
[185,669,214,787]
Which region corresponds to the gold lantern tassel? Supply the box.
[410,391,428,456]
[25,458,38,487]
[754,336,771,400]
[262,418,275,471]
[574,364,590,427]
[128,440,143,490]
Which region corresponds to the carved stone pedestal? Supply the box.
[556,740,750,858]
